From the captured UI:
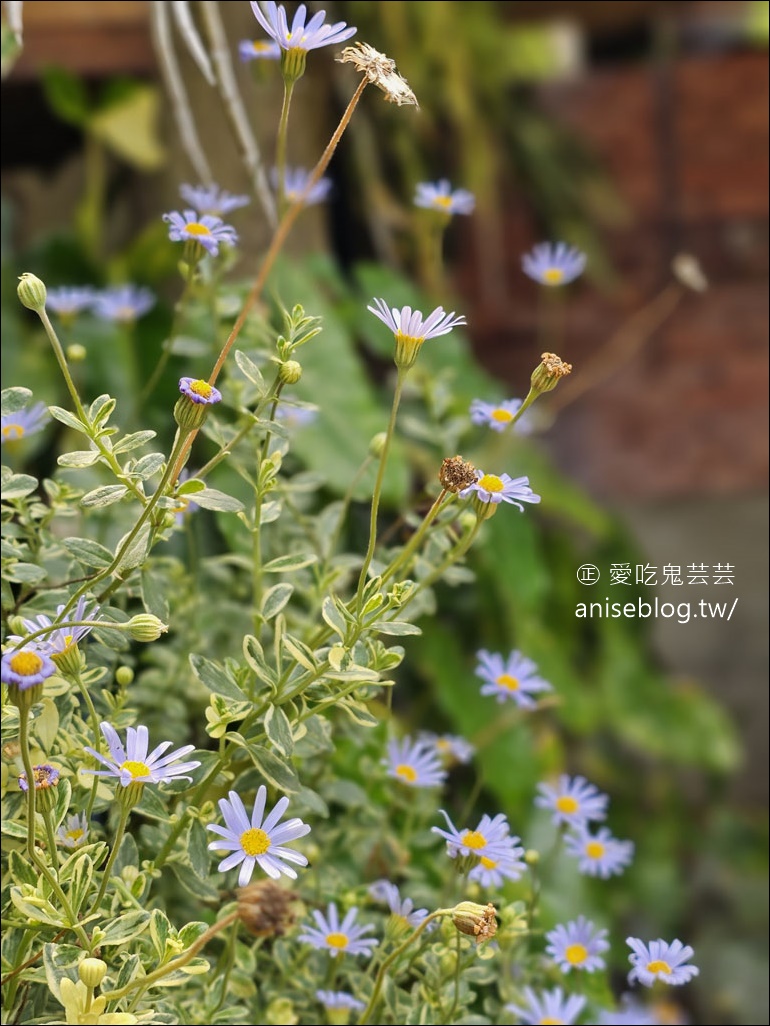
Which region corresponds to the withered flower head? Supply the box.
[337,43,418,107]
[237,879,300,938]
[530,352,573,395]
[451,901,498,944]
[672,253,708,292]
[439,455,477,493]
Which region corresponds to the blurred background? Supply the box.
[1,2,768,1023]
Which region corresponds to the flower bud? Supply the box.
[451,901,498,944]
[369,432,387,458]
[266,997,299,1026]
[524,848,540,865]
[78,957,107,989]
[127,614,168,642]
[66,343,87,362]
[115,666,134,686]
[278,360,302,384]
[17,273,47,312]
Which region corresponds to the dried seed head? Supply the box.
[237,879,300,938]
[337,43,418,107]
[451,901,498,944]
[439,455,477,493]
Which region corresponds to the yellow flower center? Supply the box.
[647,959,672,975]
[252,40,273,52]
[116,306,136,321]
[32,767,57,787]
[240,827,271,856]
[433,195,453,209]
[2,423,24,440]
[555,795,579,814]
[539,1019,564,1025]
[395,764,417,783]
[477,473,504,492]
[395,329,425,347]
[565,943,588,964]
[479,856,498,869]
[184,222,212,237]
[585,841,605,859]
[496,674,519,691]
[326,932,349,949]
[189,380,214,399]
[461,829,487,850]
[9,651,43,676]
[491,408,514,423]
[66,828,84,843]
[120,760,151,779]
[543,267,564,284]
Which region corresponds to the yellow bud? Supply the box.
[278,360,302,384]
[66,343,87,362]
[369,432,387,458]
[115,666,134,686]
[78,957,107,989]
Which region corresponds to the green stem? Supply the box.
[357,909,451,1025]
[72,672,103,821]
[54,428,191,621]
[448,928,462,1022]
[42,805,62,871]
[252,380,286,623]
[104,910,239,1001]
[379,489,455,587]
[140,270,197,405]
[36,308,147,503]
[17,709,90,947]
[275,79,296,212]
[152,757,224,870]
[89,805,131,914]
[355,369,407,609]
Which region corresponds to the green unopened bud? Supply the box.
[127,614,168,642]
[278,360,302,384]
[78,957,107,989]
[115,666,134,687]
[17,273,47,312]
[6,616,27,635]
[369,432,387,458]
[524,848,540,865]
[530,352,572,395]
[451,901,498,944]
[66,343,87,362]
[266,997,298,1026]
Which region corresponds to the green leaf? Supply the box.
[141,568,170,620]
[263,552,318,573]
[234,350,267,392]
[149,909,171,960]
[89,83,165,170]
[261,583,294,620]
[1,473,38,499]
[130,453,165,480]
[189,653,247,701]
[41,66,90,126]
[321,595,350,639]
[35,697,59,750]
[247,742,300,793]
[282,635,317,671]
[190,488,244,512]
[8,849,39,888]
[114,522,151,574]
[264,705,294,758]
[112,429,157,454]
[1,386,33,415]
[48,405,88,433]
[62,537,114,570]
[58,450,101,468]
[186,818,210,879]
[43,942,84,1001]
[89,394,116,426]
[99,910,150,945]
[370,620,422,637]
[67,853,94,915]
[5,561,47,583]
[80,484,129,508]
